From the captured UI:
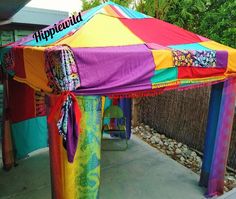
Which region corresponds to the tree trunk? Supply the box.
[154,0,159,19]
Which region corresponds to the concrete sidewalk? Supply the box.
[0,135,206,199]
[217,188,236,199]
[100,135,206,199]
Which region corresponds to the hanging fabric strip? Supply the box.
[48,91,81,162]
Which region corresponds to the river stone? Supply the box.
[160,134,166,139]
[177,143,183,148]
[159,141,164,146]
[164,142,169,146]
[226,176,236,182]
[133,124,236,193]
[144,133,152,139]
[150,137,156,144]
[156,133,161,138]
[175,148,182,155]
[169,142,174,148]
[180,156,185,161]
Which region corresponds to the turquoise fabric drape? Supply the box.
[11,116,48,159]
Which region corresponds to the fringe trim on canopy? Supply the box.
[152,80,180,89]
[108,79,228,99]
[178,79,226,91]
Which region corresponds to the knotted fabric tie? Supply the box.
[48,91,81,163]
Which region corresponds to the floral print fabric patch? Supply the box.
[172,50,217,68]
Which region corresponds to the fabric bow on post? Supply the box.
[48,91,81,163]
[45,46,81,163]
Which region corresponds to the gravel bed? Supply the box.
[132,123,236,192]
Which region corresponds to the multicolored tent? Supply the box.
[1,1,236,199]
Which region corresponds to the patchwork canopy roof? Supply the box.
[1,1,236,97]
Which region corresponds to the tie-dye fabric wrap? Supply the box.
[45,45,80,93]
[45,46,81,162]
[75,96,102,199]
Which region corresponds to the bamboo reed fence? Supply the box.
[136,87,236,169]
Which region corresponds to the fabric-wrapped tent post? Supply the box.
[47,95,102,199]
[1,1,236,198]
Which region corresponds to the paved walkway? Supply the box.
[217,189,236,199]
[0,135,207,199]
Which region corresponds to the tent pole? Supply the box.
[120,98,132,139]
[200,78,236,197]
[199,82,223,187]
[47,96,102,199]
[1,73,14,170]
[46,95,62,199]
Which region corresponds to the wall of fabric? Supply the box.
[7,78,48,160]
[11,116,48,159]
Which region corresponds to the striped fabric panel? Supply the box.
[110,5,130,18]
[103,5,121,17]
